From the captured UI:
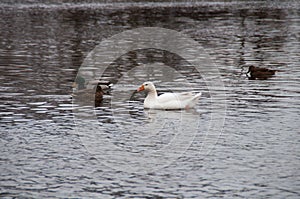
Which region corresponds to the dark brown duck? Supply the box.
[72,76,112,106]
[73,83,104,107]
[247,66,277,80]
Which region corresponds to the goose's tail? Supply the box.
[193,92,202,101]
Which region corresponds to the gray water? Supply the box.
[1,1,299,198]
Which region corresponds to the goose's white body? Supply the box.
[137,82,201,110]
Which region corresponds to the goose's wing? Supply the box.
[176,92,201,101]
[157,92,201,103]
[156,93,178,103]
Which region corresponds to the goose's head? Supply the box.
[137,81,156,92]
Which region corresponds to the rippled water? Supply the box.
[1,1,299,198]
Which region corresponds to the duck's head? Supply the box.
[247,65,256,73]
[95,83,104,93]
[137,81,155,92]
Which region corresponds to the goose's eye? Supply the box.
[145,83,148,86]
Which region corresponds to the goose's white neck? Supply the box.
[146,90,157,98]
[144,89,158,108]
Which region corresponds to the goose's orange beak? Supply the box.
[137,84,144,92]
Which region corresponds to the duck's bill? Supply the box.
[137,85,144,92]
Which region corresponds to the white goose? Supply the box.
[137,81,201,110]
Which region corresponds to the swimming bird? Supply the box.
[73,83,104,107]
[72,76,111,107]
[73,76,112,91]
[137,81,201,110]
[247,65,277,80]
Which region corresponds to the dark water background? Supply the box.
[0,1,299,198]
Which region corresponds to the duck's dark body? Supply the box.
[73,82,105,107]
[247,66,277,80]
[94,84,104,107]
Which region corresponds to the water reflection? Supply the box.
[78,105,202,173]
